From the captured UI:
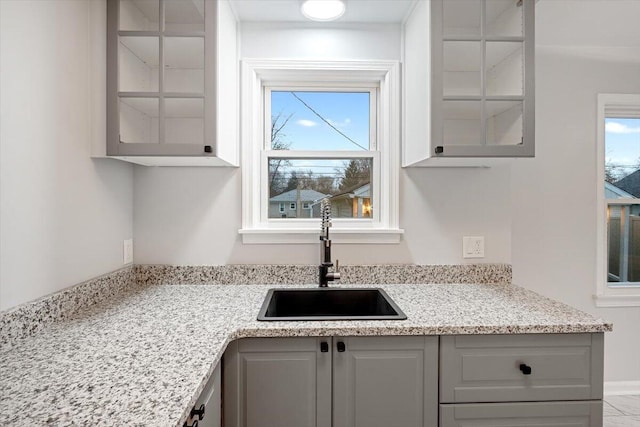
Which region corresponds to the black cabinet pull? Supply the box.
[204,145,212,153]
[190,404,205,420]
[320,342,329,352]
[519,363,532,375]
[337,341,346,352]
[183,420,198,427]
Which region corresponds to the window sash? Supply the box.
[260,150,381,225]
[264,86,378,151]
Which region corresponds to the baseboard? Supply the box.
[604,380,640,396]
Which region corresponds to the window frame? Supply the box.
[239,60,403,244]
[595,93,640,307]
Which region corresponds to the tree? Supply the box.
[269,112,293,197]
[338,159,371,191]
[605,159,622,184]
[313,176,336,196]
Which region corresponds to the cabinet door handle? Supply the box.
[337,341,346,352]
[190,404,205,420]
[183,420,198,427]
[320,341,329,352]
[519,363,532,375]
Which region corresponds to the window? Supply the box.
[596,94,640,307]
[279,203,285,213]
[240,60,402,244]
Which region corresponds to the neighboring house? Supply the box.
[605,181,636,200]
[328,183,372,218]
[614,169,640,198]
[605,182,640,219]
[269,189,328,218]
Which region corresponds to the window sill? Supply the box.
[593,293,640,307]
[238,228,404,244]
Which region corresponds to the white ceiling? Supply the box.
[229,0,417,23]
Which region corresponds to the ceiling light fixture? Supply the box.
[301,0,345,22]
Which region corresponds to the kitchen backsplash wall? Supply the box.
[0,266,138,348]
[136,264,511,286]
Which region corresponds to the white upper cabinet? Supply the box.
[106,0,238,166]
[403,0,535,167]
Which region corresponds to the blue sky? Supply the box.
[271,91,370,151]
[605,118,640,180]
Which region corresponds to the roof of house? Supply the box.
[605,181,635,199]
[269,189,328,203]
[614,169,640,198]
[330,182,370,200]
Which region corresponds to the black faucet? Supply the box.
[319,198,340,287]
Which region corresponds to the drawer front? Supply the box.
[440,333,604,403]
[440,401,603,427]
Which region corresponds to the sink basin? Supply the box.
[257,288,407,321]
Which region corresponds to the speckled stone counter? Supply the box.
[0,283,611,426]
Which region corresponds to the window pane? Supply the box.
[607,204,640,283]
[270,91,370,151]
[119,36,159,92]
[485,0,523,37]
[268,158,372,219]
[165,0,204,32]
[604,118,640,197]
[164,37,204,93]
[443,41,481,96]
[605,117,639,284]
[119,97,159,144]
[164,98,203,144]
[443,0,480,37]
[120,0,159,31]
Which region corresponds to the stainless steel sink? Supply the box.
[257,288,407,321]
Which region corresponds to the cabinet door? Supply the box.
[223,337,331,427]
[430,0,535,158]
[440,401,603,427]
[188,362,221,427]
[332,336,438,427]
[107,0,215,157]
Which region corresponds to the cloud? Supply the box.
[327,118,352,128]
[606,121,640,134]
[296,119,317,127]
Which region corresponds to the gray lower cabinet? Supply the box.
[223,336,438,427]
[222,333,604,427]
[187,362,221,427]
[440,333,604,427]
[440,401,603,427]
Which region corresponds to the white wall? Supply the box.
[133,22,512,265]
[0,0,134,311]
[511,1,640,383]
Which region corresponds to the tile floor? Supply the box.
[604,395,640,426]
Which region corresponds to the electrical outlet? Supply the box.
[463,236,484,258]
[123,239,133,264]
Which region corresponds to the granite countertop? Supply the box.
[0,283,611,426]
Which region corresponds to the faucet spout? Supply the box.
[319,198,340,287]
